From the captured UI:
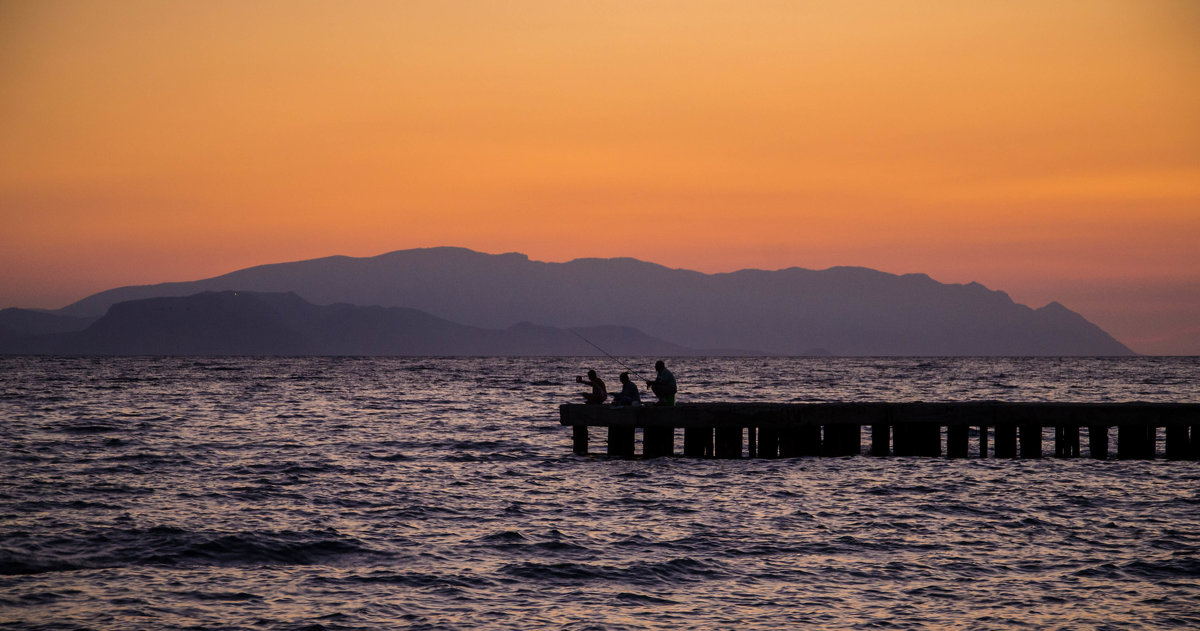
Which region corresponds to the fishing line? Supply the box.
[569,329,648,382]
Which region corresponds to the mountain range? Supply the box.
[2,247,1133,356]
[1,291,707,356]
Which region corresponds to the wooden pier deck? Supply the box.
[559,402,1200,459]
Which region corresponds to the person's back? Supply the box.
[647,360,677,406]
[613,372,640,406]
[657,365,676,392]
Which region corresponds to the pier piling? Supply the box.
[1165,425,1188,459]
[797,426,822,457]
[1055,425,1080,458]
[683,427,712,458]
[608,425,635,458]
[758,427,779,458]
[892,423,911,456]
[1020,424,1042,459]
[871,423,889,456]
[1089,425,1108,459]
[572,425,588,456]
[1118,425,1156,459]
[947,425,969,458]
[777,428,797,457]
[822,424,861,456]
[643,426,674,458]
[715,426,743,459]
[994,425,1017,458]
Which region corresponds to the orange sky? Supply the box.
[2,0,1198,353]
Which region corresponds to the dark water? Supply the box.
[2,356,1198,630]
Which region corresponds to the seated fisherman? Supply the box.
[645,360,677,406]
[611,372,641,407]
[576,369,607,405]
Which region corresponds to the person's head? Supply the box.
[587,370,597,379]
[655,360,665,371]
[619,372,630,383]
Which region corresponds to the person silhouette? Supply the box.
[611,372,641,406]
[576,369,607,405]
[645,360,676,406]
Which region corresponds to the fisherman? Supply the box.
[611,372,641,407]
[576,369,607,405]
[645,360,677,406]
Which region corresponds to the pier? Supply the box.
[559,402,1200,460]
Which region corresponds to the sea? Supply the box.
[2,356,1199,630]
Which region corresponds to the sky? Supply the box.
[2,0,1198,354]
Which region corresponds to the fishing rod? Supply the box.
[569,329,649,383]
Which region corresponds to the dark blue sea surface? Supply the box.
[1,356,1198,630]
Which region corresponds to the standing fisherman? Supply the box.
[645,360,677,406]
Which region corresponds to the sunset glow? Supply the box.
[2,0,1198,353]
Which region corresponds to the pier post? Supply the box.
[979,425,988,458]
[607,425,635,458]
[778,429,798,457]
[683,427,712,458]
[947,424,968,458]
[1165,425,1188,460]
[994,424,1017,458]
[922,425,941,457]
[1118,425,1155,459]
[797,426,822,456]
[892,423,909,456]
[572,425,589,456]
[1088,425,1108,459]
[758,427,779,458]
[643,426,674,458]
[1117,425,1139,459]
[1019,424,1042,458]
[1055,425,1080,458]
[747,426,757,458]
[871,423,889,456]
[714,426,743,459]
[894,423,940,457]
[823,425,860,457]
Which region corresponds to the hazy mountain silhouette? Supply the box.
[2,291,728,356]
[53,247,1131,355]
[0,308,96,336]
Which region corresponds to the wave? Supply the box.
[1120,557,1200,580]
[0,526,391,576]
[329,570,497,590]
[500,556,726,586]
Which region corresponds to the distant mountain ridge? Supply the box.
[2,291,730,356]
[47,247,1132,355]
